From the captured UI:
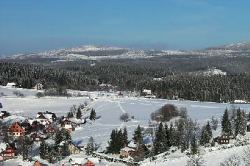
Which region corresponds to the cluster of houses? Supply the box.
[0,110,85,162]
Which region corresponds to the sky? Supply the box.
[0,0,250,56]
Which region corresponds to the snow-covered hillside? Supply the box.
[1,86,250,165]
[3,42,250,62]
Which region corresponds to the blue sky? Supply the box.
[0,0,250,55]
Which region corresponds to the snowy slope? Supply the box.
[1,86,250,165]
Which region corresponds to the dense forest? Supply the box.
[0,61,249,103]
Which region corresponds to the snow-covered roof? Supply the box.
[70,157,87,164]
[88,157,100,164]
[128,141,137,148]
[6,82,16,87]
[120,147,135,152]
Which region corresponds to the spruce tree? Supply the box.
[169,122,176,146]
[76,107,82,119]
[153,122,166,155]
[133,125,143,145]
[86,136,95,155]
[39,141,46,159]
[190,135,198,155]
[55,129,62,145]
[221,108,232,135]
[122,127,128,147]
[116,129,124,151]
[200,122,212,146]
[165,124,171,147]
[107,129,117,154]
[90,109,96,121]
[234,108,246,137]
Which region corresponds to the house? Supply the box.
[84,158,101,166]
[0,111,10,119]
[120,140,137,158]
[120,147,136,158]
[0,145,18,160]
[44,125,57,137]
[34,83,43,90]
[68,143,81,154]
[6,82,16,88]
[31,120,45,132]
[61,119,75,132]
[36,111,56,123]
[30,132,47,142]
[20,119,32,134]
[36,113,50,126]
[33,161,42,166]
[142,89,152,96]
[8,122,25,137]
[69,157,87,166]
[214,134,230,144]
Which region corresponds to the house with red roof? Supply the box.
[0,145,18,160]
[8,122,25,137]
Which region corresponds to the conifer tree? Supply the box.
[116,129,124,151]
[86,137,95,155]
[107,129,118,154]
[200,122,212,146]
[221,108,232,135]
[153,122,166,155]
[90,109,96,121]
[190,135,198,155]
[122,127,128,147]
[169,122,176,146]
[55,129,62,145]
[234,108,246,137]
[133,125,143,145]
[39,141,46,159]
[165,124,171,147]
[76,107,82,119]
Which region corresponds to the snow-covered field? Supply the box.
[1,85,250,166]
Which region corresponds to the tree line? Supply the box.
[0,62,250,102]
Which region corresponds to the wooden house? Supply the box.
[68,143,81,154]
[120,147,135,158]
[0,145,18,160]
[44,125,56,137]
[215,134,230,144]
[8,122,25,137]
[61,119,75,132]
[36,113,50,126]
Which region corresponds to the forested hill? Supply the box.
[0,62,249,103]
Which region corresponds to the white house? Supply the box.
[6,82,16,88]
[142,89,152,95]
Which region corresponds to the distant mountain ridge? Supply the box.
[4,42,250,61]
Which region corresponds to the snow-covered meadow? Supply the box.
[1,85,250,166]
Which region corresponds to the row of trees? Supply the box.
[39,128,72,163]
[0,62,250,102]
[107,128,128,154]
[221,106,247,137]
